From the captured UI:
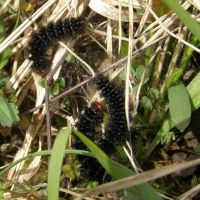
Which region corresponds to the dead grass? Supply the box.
[0,0,200,199]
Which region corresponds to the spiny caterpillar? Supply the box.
[75,102,104,141]
[74,102,107,182]
[29,18,85,76]
[94,74,128,145]
[74,74,128,183]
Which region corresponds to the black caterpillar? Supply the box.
[74,74,128,183]
[94,74,128,145]
[74,102,111,183]
[28,18,128,183]
[29,18,85,76]
[75,102,104,151]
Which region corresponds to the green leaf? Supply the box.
[50,82,60,96]
[120,40,128,57]
[38,78,46,88]
[48,128,71,200]
[168,83,191,132]
[163,0,200,40]
[0,47,12,70]
[187,72,200,110]
[74,130,162,200]
[0,97,19,127]
[141,96,152,110]
[145,72,200,158]
[119,71,126,81]
[135,65,145,80]
[62,163,79,179]
[149,88,159,100]
[60,97,71,108]
[58,77,66,89]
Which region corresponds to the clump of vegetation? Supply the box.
[0,0,200,199]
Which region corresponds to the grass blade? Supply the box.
[48,128,72,200]
[163,0,200,39]
[74,130,162,200]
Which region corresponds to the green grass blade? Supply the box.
[48,128,72,200]
[163,0,200,39]
[74,130,162,200]
[0,149,91,177]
